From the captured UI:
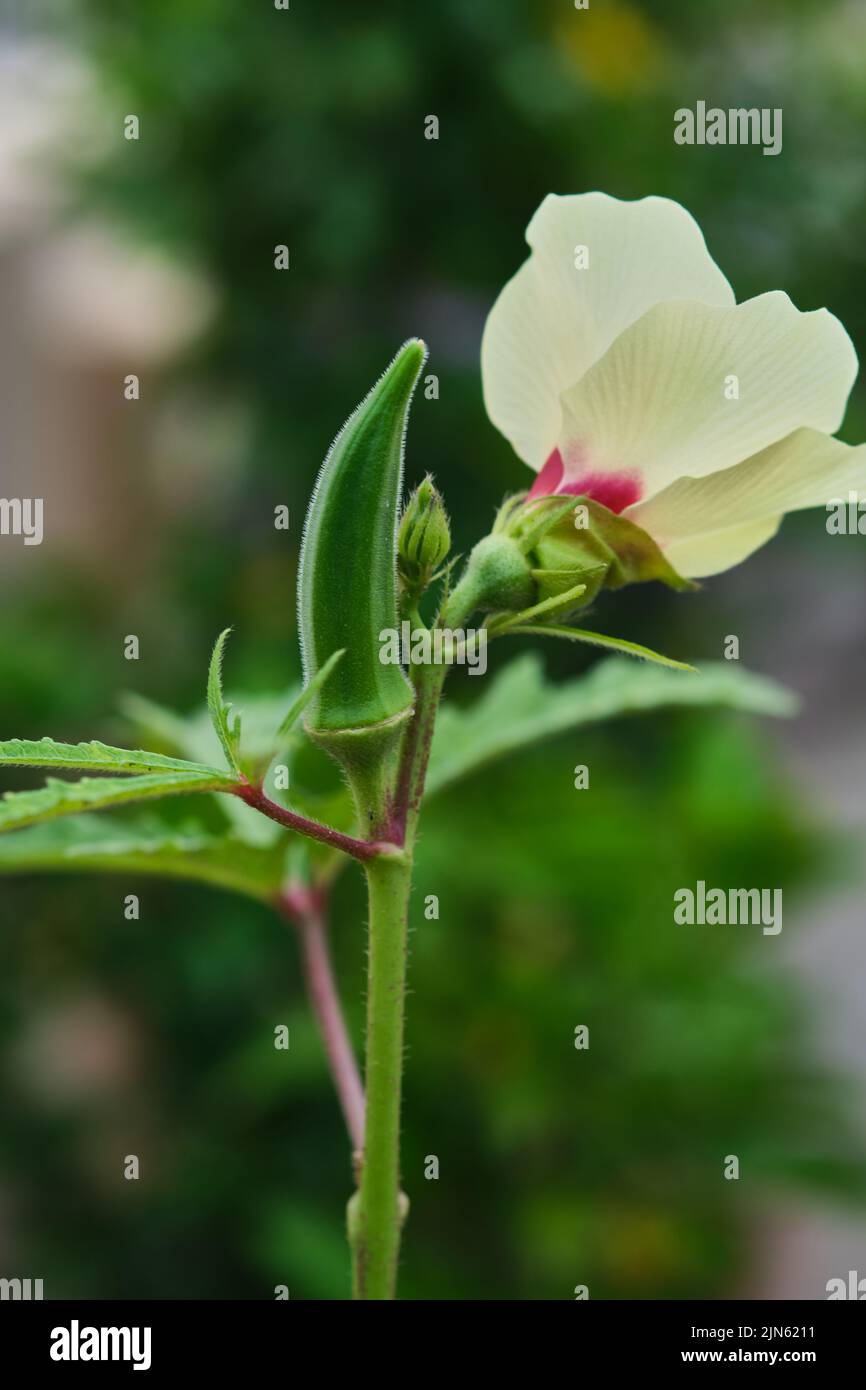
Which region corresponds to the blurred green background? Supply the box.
[1,0,865,1298]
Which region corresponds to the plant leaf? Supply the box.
[0,770,237,834]
[511,623,696,672]
[123,688,295,772]
[207,627,243,776]
[0,736,228,779]
[121,685,336,849]
[426,653,797,798]
[0,814,286,901]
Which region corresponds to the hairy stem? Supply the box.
[278,885,365,1153]
[352,851,413,1299]
[392,585,476,842]
[393,661,445,842]
[237,781,385,861]
[352,577,482,1298]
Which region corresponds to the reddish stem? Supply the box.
[392,664,442,843]
[278,883,365,1153]
[236,781,383,862]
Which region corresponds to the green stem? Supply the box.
[352,850,413,1299]
[350,564,485,1299]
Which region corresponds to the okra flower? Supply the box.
[482,193,866,578]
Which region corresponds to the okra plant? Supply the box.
[2,193,863,1300]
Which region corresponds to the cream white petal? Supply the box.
[664,516,782,578]
[481,192,734,470]
[626,427,866,577]
[557,293,858,501]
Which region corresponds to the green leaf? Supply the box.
[0,736,228,779]
[0,814,286,901]
[123,687,296,772]
[207,627,243,776]
[121,685,332,849]
[426,653,797,798]
[511,624,696,672]
[0,769,237,834]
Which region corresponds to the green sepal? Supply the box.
[534,497,696,595]
[511,495,577,553]
[530,565,607,609]
[532,519,617,607]
[486,581,589,636]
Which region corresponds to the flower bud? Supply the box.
[398,475,451,595]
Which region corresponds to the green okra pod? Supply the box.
[297,340,427,823]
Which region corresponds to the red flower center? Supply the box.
[528,449,642,514]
